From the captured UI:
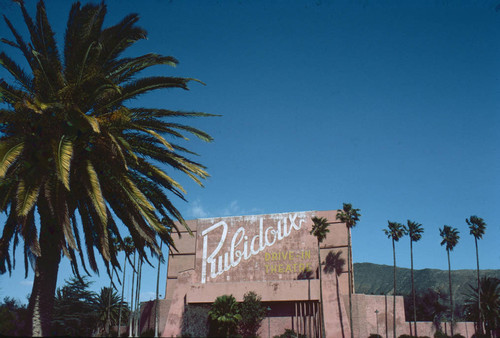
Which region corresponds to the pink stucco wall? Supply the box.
[154,210,481,337]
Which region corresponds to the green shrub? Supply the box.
[434,332,450,338]
[273,329,306,338]
[369,334,383,338]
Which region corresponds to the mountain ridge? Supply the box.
[353,262,500,305]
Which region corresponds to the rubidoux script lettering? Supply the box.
[201,213,306,283]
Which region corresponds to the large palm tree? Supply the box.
[310,216,330,338]
[0,2,213,335]
[466,215,487,334]
[405,220,423,336]
[383,221,406,338]
[439,225,460,337]
[336,203,361,338]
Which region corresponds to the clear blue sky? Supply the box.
[0,0,499,305]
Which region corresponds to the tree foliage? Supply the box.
[464,276,500,336]
[0,1,213,334]
[94,286,130,335]
[0,296,29,336]
[50,276,130,336]
[51,276,99,336]
[208,294,242,337]
[238,291,267,337]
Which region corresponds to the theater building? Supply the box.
[155,210,473,337]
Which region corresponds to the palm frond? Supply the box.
[55,136,74,190]
[85,161,107,227]
[15,179,40,217]
[0,52,33,91]
[0,141,24,178]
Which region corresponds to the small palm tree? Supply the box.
[383,221,406,338]
[405,220,423,336]
[466,215,486,334]
[336,203,361,338]
[310,216,330,338]
[95,287,129,334]
[439,225,460,337]
[208,295,242,337]
[464,276,500,336]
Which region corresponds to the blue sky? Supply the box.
[0,0,499,305]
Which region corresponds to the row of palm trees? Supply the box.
[384,215,487,338]
[311,205,488,338]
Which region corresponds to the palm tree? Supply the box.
[208,295,242,337]
[310,216,330,338]
[383,221,406,338]
[118,236,134,337]
[134,255,144,337]
[466,215,487,334]
[95,286,129,335]
[464,276,500,337]
[439,225,460,337]
[0,2,213,335]
[129,250,137,337]
[336,203,361,338]
[405,220,423,336]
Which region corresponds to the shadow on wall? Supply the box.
[324,251,346,338]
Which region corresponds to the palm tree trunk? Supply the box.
[392,238,396,338]
[317,240,326,338]
[410,239,417,336]
[134,257,143,337]
[447,249,454,337]
[28,204,62,336]
[475,237,482,334]
[347,226,354,338]
[106,269,114,335]
[129,251,136,337]
[118,254,127,337]
[154,241,163,338]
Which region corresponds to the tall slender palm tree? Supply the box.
[310,216,330,338]
[118,236,134,337]
[405,220,423,336]
[105,236,120,335]
[439,225,460,337]
[466,215,487,334]
[336,203,361,338]
[0,2,214,335]
[154,241,163,337]
[383,221,406,338]
[134,255,143,337]
[129,250,137,337]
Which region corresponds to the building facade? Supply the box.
[157,210,473,337]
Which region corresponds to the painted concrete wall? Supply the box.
[154,210,481,338]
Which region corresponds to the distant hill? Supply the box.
[354,262,500,305]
